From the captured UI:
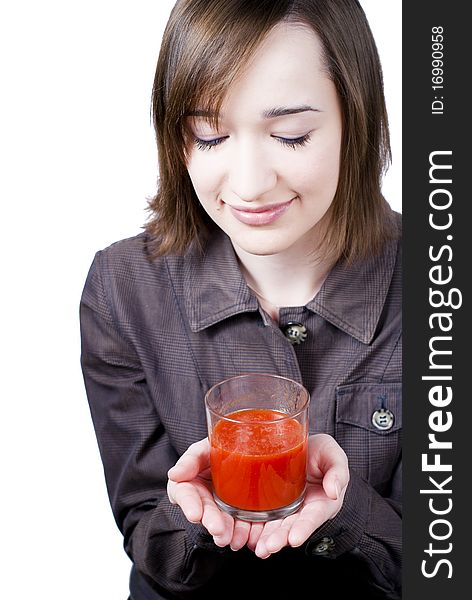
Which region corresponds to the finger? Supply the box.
[254,539,270,559]
[287,501,337,547]
[206,513,235,548]
[254,519,282,558]
[167,480,203,523]
[322,473,344,502]
[254,519,285,558]
[308,435,349,500]
[247,522,264,551]
[259,514,298,556]
[230,520,251,551]
[167,438,211,482]
[287,517,317,547]
[322,465,349,502]
[200,492,234,546]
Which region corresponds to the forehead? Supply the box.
[249,21,325,71]
[217,23,331,116]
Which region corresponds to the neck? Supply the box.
[232,238,333,321]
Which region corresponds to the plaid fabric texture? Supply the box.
[80,212,402,599]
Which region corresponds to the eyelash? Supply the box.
[277,134,311,150]
[193,137,227,151]
[193,133,311,151]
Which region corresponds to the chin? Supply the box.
[232,231,296,257]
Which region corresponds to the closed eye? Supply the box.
[193,136,228,151]
[273,132,312,149]
[193,131,312,151]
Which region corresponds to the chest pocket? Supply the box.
[335,383,402,493]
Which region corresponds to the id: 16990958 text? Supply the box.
[431,26,445,115]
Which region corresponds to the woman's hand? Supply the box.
[167,434,349,555]
[250,433,349,558]
[167,438,239,548]
[167,438,264,550]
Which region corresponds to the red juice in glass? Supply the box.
[211,408,308,511]
[205,374,310,522]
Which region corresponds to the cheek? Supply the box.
[187,154,222,198]
[297,145,341,196]
[291,164,332,198]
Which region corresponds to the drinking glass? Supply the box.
[204,373,310,522]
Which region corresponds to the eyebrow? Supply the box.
[186,105,320,119]
[262,105,320,119]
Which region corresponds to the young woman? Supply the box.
[80,1,401,598]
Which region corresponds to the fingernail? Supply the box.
[334,477,341,500]
[289,534,304,547]
[229,538,242,551]
[230,543,241,551]
[255,542,266,558]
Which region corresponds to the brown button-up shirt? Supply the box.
[80,212,402,599]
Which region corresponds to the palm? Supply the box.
[239,438,347,558]
[168,434,349,554]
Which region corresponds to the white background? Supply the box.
[0,2,401,598]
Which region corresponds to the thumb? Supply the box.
[322,469,347,501]
[168,438,211,482]
[309,434,349,500]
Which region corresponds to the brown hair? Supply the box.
[145,0,397,262]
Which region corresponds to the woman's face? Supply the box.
[185,22,342,257]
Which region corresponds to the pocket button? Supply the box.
[372,408,395,430]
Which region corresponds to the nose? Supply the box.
[228,141,277,202]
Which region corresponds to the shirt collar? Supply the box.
[181,228,400,344]
[306,234,400,344]
[182,231,259,332]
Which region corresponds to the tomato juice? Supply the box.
[210,408,307,511]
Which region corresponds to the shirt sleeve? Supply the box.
[79,252,227,596]
[304,458,402,599]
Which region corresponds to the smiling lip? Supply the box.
[229,198,295,226]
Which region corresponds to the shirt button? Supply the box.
[312,536,335,555]
[282,322,308,345]
[372,408,395,430]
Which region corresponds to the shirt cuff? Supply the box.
[305,469,370,558]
